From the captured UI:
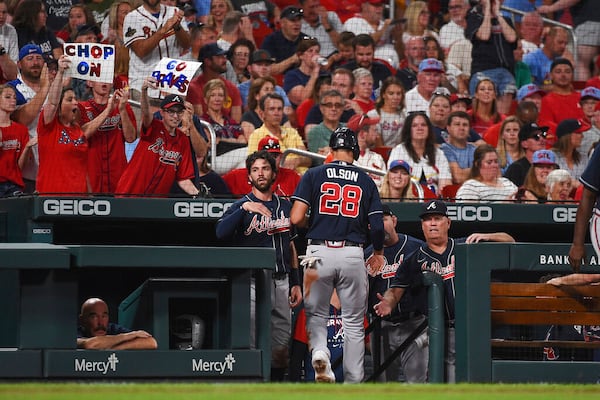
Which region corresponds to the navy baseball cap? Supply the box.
[160,94,185,110]
[419,200,448,219]
[281,6,303,20]
[198,43,227,61]
[250,49,275,65]
[519,122,548,142]
[19,44,43,61]
[382,205,394,217]
[555,119,590,139]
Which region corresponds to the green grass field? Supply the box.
[1,383,600,400]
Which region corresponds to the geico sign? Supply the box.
[43,199,111,216]
[552,207,577,223]
[446,205,492,221]
[174,201,232,218]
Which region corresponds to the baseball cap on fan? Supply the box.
[419,200,448,219]
[18,44,43,61]
[160,94,185,110]
[419,58,444,73]
[281,6,303,20]
[258,136,281,154]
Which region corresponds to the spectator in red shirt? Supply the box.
[116,77,200,197]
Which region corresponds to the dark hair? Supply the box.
[353,33,375,50]
[338,31,356,47]
[63,4,97,42]
[297,37,320,55]
[515,100,539,123]
[258,92,284,111]
[400,112,437,166]
[423,36,444,62]
[375,76,405,112]
[447,111,470,126]
[228,38,255,62]
[310,75,332,102]
[248,76,276,111]
[246,150,277,174]
[552,133,582,165]
[470,144,497,180]
[13,0,45,32]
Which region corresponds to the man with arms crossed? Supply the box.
[78,298,157,350]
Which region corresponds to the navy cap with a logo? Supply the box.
[419,200,448,219]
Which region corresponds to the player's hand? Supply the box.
[465,233,491,244]
[373,293,392,317]
[568,243,586,273]
[289,285,302,308]
[241,201,272,218]
[546,277,564,287]
[366,253,385,276]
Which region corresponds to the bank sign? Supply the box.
[45,350,261,377]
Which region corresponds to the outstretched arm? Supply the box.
[43,56,70,126]
[547,273,600,286]
[465,232,515,244]
[373,287,405,317]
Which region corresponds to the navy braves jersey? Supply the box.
[579,145,600,210]
[291,160,384,248]
[215,193,294,275]
[365,234,424,316]
[390,237,466,320]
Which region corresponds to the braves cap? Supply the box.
[555,118,590,139]
[418,58,444,73]
[419,200,448,219]
[198,43,227,61]
[532,149,557,165]
[519,122,549,142]
[517,84,546,102]
[258,136,281,154]
[160,94,185,110]
[388,159,411,173]
[281,6,303,20]
[18,44,43,61]
[382,204,394,217]
[550,57,573,72]
[580,86,600,101]
[346,113,380,132]
[250,49,275,65]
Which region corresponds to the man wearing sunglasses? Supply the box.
[503,122,549,187]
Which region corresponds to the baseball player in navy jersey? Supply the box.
[290,126,385,384]
[374,200,514,382]
[569,147,600,272]
[365,205,428,383]
[215,150,302,381]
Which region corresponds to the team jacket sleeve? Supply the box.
[367,189,384,251]
[215,199,247,240]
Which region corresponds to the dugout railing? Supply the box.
[456,242,600,383]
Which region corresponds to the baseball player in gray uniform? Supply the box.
[290,127,385,383]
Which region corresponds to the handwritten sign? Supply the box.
[151,58,202,96]
[63,43,115,83]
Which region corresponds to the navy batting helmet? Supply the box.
[329,127,359,160]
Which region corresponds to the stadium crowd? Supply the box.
[0,0,598,202]
[1,0,600,384]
